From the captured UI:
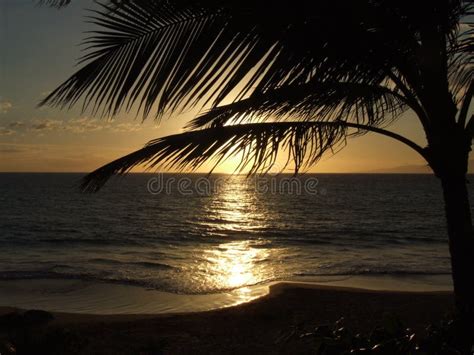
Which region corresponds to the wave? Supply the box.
[294,270,451,277]
[0,270,266,295]
[88,258,175,270]
[0,267,451,295]
[0,270,162,290]
[35,238,151,247]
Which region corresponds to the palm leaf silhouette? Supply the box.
[37,0,72,8]
[42,1,469,119]
[80,121,346,191]
[80,119,425,192]
[186,81,409,130]
[40,0,473,192]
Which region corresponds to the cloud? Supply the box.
[32,119,63,131]
[0,145,29,153]
[111,122,143,132]
[8,121,26,129]
[0,100,13,114]
[1,117,147,136]
[0,127,14,136]
[0,121,26,135]
[29,117,145,134]
[66,117,105,133]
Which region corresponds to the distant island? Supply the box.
[367,161,474,174]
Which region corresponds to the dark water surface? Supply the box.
[0,173,467,294]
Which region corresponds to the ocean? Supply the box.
[0,173,463,300]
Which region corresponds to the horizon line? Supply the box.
[0,171,443,175]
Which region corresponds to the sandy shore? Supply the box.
[0,274,452,315]
[0,282,454,354]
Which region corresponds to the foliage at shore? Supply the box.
[1,309,472,354]
[300,316,472,354]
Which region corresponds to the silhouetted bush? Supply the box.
[299,316,472,354]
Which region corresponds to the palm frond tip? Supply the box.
[80,121,349,192]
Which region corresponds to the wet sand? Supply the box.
[0,274,452,315]
[0,282,454,354]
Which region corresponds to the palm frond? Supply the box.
[39,0,271,117]
[187,80,408,130]
[36,0,72,8]
[448,21,474,105]
[80,121,349,192]
[42,0,472,192]
[40,0,435,120]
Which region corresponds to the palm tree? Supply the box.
[41,0,473,348]
[38,0,71,8]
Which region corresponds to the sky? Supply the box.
[0,0,447,173]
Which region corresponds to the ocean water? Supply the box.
[0,173,467,295]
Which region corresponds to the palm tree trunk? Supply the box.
[440,174,474,352]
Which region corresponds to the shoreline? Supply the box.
[0,281,454,354]
[0,274,452,316]
[0,281,453,321]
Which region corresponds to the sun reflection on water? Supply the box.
[197,176,279,291]
[200,176,269,233]
[203,240,272,289]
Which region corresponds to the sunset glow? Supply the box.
[0,1,433,174]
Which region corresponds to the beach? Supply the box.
[0,281,454,354]
[2,0,474,352]
[0,174,461,352]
